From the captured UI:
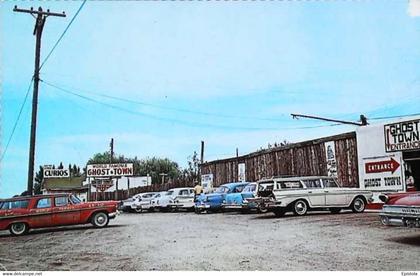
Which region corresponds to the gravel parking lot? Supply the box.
[0,210,419,271]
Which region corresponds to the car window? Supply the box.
[234,185,245,193]
[215,186,229,193]
[70,195,82,204]
[155,194,161,198]
[36,198,52,208]
[143,194,153,198]
[243,184,256,193]
[166,191,174,196]
[279,181,303,189]
[55,196,69,207]
[302,179,322,189]
[258,182,274,191]
[323,178,339,188]
[179,189,190,196]
[1,200,29,210]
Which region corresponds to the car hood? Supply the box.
[386,192,420,206]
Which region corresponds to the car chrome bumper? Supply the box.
[195,203,211,209]
[168,204,193,209]
[379,212,420,227]
[109,212,118,219]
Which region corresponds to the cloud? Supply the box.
[408,0,420,17]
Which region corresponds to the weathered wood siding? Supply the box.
[200,132,359,188]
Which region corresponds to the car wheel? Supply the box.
[92,212,109,228]
[273,208,286,217]
[293,200,308,216]
[330,208,342,214]
[9,222,28,236]
[380,216,390,226]
[351,197,366,213]
[258,205,269,214]
[134,207,143,213]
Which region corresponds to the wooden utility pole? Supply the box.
[14,6,66,195]
[200,141,205,164]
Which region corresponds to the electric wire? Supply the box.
[40,80,287,122]
[0,78,34,162]
[41,80,345,131]
[39,0,87,70]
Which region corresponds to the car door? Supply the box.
[301,179,325,207]
[323,178,352,206]
[52,196,81,226]
[29,197,53,228]
[176,189,194,206]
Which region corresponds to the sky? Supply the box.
[1,0,420,197]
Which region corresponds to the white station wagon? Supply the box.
[249,176,373,217]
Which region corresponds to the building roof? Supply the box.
[43,176,85,191]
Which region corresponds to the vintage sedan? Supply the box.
[379,192,420,228]
[249,176,373,217]
[0,193,118,236]
[155,188,195,211]
[195,182,249,213]
[222,183,261,212]
[120,192,156,213]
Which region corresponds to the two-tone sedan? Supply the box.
[195,182,249,213]
[249,176,373,217]
[379,192,420,228]
[221,183,263,212]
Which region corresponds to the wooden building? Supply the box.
[200,132,359,188]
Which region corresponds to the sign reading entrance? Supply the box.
[385,119,420,152]
[365,158,400,174]
[87,163,134,177]
[43,165,70,178]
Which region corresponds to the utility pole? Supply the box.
[159,173,168,185]
[14,6,66,195]
[290,114,368,126]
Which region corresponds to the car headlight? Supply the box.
[169,200,174,203]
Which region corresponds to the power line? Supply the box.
[41,80,345,131]
[0,78,34,162]
[39,0,87,70]
[369,113,420,121]
[40,80,287,122]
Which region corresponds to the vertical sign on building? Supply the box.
[238,163,246,182]
[201,174,214,192]
[325,141,338,177]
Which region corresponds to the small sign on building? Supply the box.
[43,165,70,178]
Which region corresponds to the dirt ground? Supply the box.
[0,210,419,271]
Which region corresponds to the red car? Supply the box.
[379,192,420,228]
[0,193,119,236]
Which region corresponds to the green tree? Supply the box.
[33,166,44,195]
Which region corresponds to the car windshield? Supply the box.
[70,195,82,204]
[166,191,174,196]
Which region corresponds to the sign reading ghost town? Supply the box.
[43,165,70,178]
[87,163,134,177]
[384,119,420,152]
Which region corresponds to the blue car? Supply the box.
[222,183,259,212]
[195,182,249,213]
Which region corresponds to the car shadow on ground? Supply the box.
[249,210,356,220]
[387,233,420,247]
[0,224,127,239]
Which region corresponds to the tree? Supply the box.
[33,166,44,195]
[181,151,199,184]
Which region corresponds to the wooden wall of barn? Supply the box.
[200,132,359,188]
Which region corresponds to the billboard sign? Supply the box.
[87,163,134,177]
[238,163,246,182]
[43,165,70,178]
[324,141,338,177]
[385,119,420,152]
[201,174,214,191]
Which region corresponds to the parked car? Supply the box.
[195,182,249,213]
[155,188,195,211]
[0,193,118,236]
[222,183,262,212]
[150,191,168,210]
[120,192,156,213]
[248,176,373,217]
[379,192,420,228]
[130,192,157,213]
